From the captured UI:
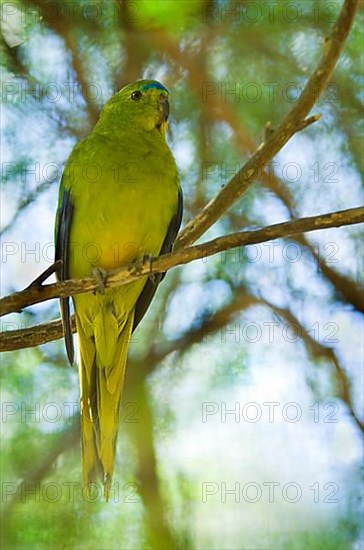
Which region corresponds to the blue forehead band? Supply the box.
[141,81,169,94]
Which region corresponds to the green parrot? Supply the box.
[55,80,182,499]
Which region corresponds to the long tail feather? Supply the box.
[77,310,134,500]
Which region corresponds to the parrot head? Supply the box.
[101,79,171,135]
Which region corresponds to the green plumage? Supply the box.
[55,80,182,499]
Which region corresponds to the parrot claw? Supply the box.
[142,253,156,284]
[92,267,107,294]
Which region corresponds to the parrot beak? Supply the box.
[156,95,169,135]
[157,95,170,123]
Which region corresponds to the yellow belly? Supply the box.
[69,176,177,278]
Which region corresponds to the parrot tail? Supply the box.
[77,309,134,501]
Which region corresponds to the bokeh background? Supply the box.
[1,1,363,548]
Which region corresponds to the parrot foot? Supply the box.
[92,267,107,294]
[142,253,156,284]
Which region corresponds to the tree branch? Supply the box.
[0,0,360,353]
[175,0,360,248]
[0,281,255,353]
[0,207,364,351]
[294,233,364,313]
[261,169,364,313]
[260,297,364,434]
[0,317,76,352]
[0,207,362,328]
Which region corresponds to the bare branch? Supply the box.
[294,233,364,313]
[0,281,255,353]
[175,0,359,248]
[0,317,76,352]
[260,297,364,434]
[0,208,364,351]
[0,207,362,327]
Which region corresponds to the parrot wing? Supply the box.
[133,188,183,331]
[55,186,74,365]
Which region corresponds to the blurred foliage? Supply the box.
[0,0,363,549]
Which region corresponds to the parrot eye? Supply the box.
[131,90,142,101]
